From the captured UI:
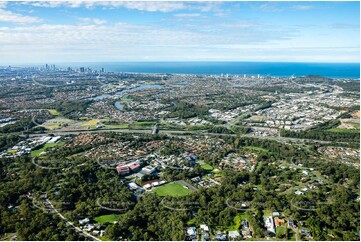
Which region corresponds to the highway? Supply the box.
[27,127,333,145]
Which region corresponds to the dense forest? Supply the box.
[0,132,359,241]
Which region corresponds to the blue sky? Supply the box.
[0,1,359,63]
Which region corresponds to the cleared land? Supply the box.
[154,182,193,197]
[94,214,119,225]
[245,146,268,152]
[43,117,75,130]
[121,97,133,102]
[81,119,100,127]
[201,163,213,171]
[48,109,60,115]
[327,128,359,133]
[31,142,64,157]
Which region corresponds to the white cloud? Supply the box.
[24,1,187,12]
[0,2,7,8]
[23,1,223,13]
[78,17,106,25]
[174,13,201,18]
[23,1,83,8]
[292,5,314,11]
[259,3,283,12]
[331,23,359,29]
[0,9,41,23]
[108,1,186,12]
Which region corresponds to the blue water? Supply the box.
[64,62,360,79]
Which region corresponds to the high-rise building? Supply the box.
[80,67,85,72]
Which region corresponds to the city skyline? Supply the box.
[0,1,360,64]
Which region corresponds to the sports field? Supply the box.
[81,119,100,127]
[94,214,119,225]
[154,182,193,197]
[201,163,213,171]
[48,109,60,115]
[31,142,64,157]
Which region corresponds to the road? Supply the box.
[45,198,100,241]
[27,127,333,145]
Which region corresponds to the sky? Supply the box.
[0,1,359,64]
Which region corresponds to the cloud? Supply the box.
[0,24,358,63]
[331,23,359,29]
[23,1,83,8]
[108,1,186,12]
[0,2,7,8]
[78,17,106,25]
[174,13,201,18]
[0,9,42,23]
[23,1,222,13]
[24,1,187,12]
[259,3,283,12]
[292,5,314,11]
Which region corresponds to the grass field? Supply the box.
[154,182,193,197]
[94,214,119,225]
[43,117,75,130]
[121,97,133,102]
[31,142,64,157]
[345,122,360,129]
[201,163,213,171]
[327,128,359,133]
[212,168,221,174]
[220,213,246,231]
[276,226,286,236]
[245,146,268,152]
[81,119,100,127]
[133,121,156,126]
[48,109,60,115]
[102,124,129,129]
[263,209,272,217]
[186,218,196,225]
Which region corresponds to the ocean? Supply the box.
[59,62,360,79]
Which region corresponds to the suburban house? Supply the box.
[228,230,241,241]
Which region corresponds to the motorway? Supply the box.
[27,127,332,145]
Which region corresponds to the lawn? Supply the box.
[245,146,268,152]
[220,213,246,231]
[276,226,286,236]
[94,214,119,225]
[134,121,156,126]
[121,97,133,102]
[212,168,221,174]
[186,218,196,225]
[154,182,193,197]
[102,124,129,129]
[31,142,64,157]
[48,109,60,115]
[81,119,100,127]
[44,123,62,130]
[201,163,213,171]
[263,209,272,217]
[327,128,359,133]
[344,122,360,129]
[43,117,75,130]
